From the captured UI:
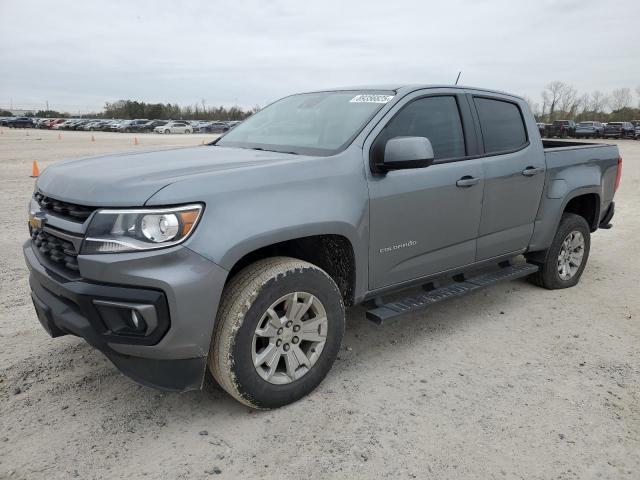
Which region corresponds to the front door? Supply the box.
[367,92,484,290]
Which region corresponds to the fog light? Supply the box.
[93,300,157,336]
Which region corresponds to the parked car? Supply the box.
[6,117,35,128]
[634,124,640,140]
[82,120,105,131]
[113,119,148,132]
[99,120,120,131]
[575,121,605,138]
[72,120,93,130]
[199,121,230,133]
[47,119,67,129]
[603,122,635,139]
[128,120,166,133]
[0,117,16,126]
[25,85,621,408]
[226,120,242,129]
[38,119,60,129]
[546,120,576,138]
[51,120,70,130]
[154,121,193,134]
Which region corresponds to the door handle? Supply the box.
[522,166,545,176]
[456,176,480,187]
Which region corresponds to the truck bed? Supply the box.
[542,139,612,150]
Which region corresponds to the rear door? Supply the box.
[366,90,485,289]
[469,94,546,260]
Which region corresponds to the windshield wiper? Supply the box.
[251,147,299,155]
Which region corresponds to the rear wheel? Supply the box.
[209,257,345,409]
[527,213,590,289]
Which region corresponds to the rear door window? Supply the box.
[474,97,528,154]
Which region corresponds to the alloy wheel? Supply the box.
[557,230,585,280]
[252,291,328,385]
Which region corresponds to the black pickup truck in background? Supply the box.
[545,120,576,138]
[603,122,635,139]
[5,117,35,128]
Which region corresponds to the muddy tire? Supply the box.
[527,213,591,290]
[209,257,345,409]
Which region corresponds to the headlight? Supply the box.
[82,204,203,254]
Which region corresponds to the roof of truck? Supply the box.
[311,84,524,100]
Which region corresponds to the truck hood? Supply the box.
[36,145,301,206]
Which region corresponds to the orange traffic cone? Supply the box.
[57,133,62,140]
[91,134,95,142]
[31,160,40,178]
[133,137,139,145]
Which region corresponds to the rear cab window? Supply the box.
[473,97,528,155]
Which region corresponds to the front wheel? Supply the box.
[164,129,170,134]
[527,213,590,290]
[209,257,345,409]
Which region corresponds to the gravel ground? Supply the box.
[0,128,638,479]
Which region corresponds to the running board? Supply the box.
[366,262,539,325]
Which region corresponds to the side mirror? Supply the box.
[382,136,435,171]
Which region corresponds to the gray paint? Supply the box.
[27,84,620,390]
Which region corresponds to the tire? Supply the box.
[527,213,590,290]
[209,257,345,409]
[164,129,170,134]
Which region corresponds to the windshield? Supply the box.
[216,90,395,155]
[579,122,594,126]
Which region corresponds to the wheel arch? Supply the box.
[563,191,600,232]
[527,187,600,261]
[224,233,358,307]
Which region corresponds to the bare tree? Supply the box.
[558,84,578,117]
[577,93,589,114]
[610,87,632,111]
[636,86,640,107]
[589,91,609,113]
[541,81,567,121]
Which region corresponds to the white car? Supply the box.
[154,121,193,134]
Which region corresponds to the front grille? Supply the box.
[34,192,96,222]
[31,227,80,273]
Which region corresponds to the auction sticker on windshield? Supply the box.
[350,94,395,103]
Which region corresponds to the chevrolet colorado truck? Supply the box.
[24,85,621,409]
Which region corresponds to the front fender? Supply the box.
[147,147,370,299]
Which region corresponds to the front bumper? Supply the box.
[24,240,228,391]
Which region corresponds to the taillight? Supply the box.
[614,156,622,192]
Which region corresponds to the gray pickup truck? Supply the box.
[24,85,621,408]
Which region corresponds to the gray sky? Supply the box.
[1,0,638,113]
